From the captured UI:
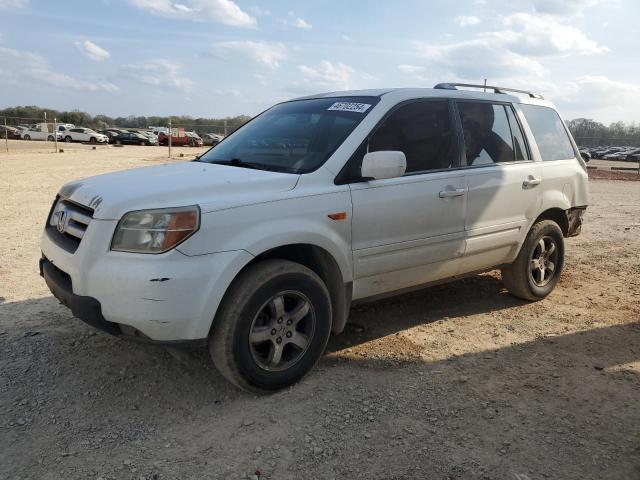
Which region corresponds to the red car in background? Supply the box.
[158,129,203,147]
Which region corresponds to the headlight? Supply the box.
[111,206,200,254]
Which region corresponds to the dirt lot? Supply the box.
[1,142,639,480]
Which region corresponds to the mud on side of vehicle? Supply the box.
[40,83,588,392]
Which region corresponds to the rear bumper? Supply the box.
[567,206,586,237]
[39,256,206,347]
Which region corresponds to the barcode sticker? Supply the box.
[327,102,372,113]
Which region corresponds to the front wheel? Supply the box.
[64,136,72,143]
[209,260,332,393]
[47,135,54,141]
[23,135,30,140]
[502,220,564,301]
[89,137,97,144]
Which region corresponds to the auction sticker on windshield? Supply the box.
[327,102,372,113]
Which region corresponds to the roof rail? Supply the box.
[434,82,544,99]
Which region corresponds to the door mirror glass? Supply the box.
[361,151,406,180]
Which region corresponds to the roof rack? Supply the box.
[434,82,544,99]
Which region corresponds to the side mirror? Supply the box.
[580,151,591,163]
[361,151,406,180]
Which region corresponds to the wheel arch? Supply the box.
[243,243,351,334]
[534,207,569,237]
[212,243,352,336]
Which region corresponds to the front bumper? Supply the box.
[40,256,206,347]
[40,219,253,342]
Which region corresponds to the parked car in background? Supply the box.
[63,128,109,144]
[128,130,158,144]
[0,125,22,139]
[186,131,203,146]
[40,84,588,391]
[158,129,203,147]
[113,131,157,146]
[202,133,224,146]
[99,128,126,144]
[21,126,63,141]
[625,148,640,161]
[14,125,30,138]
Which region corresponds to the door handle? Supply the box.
[439,188,466,198]
[522,177,541,188]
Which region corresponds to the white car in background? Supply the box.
[21,126,63,141]
[63,127,109,144]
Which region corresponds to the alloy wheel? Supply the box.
[248,291,316,372]
[530,236,558,287]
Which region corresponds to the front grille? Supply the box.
[46,197,94,253]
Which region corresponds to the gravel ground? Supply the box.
[1,144,639,480]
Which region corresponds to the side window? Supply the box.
[505,106,528,161]
[368,100,455,173]
[520,104,576,161]
[458,102,515,165]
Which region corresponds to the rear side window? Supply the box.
[368,100,455,173]
[458,102,524,165]
[520,104,575,161]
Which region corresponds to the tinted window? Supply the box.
[199,96,378,174]
[505,106,528,161]
[520,104,575,161]
[368,100,455,173]
[458,102,515,165]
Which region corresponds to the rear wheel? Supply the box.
[210,260,332,393]
[23,135,30,140]
[502,220,564,301]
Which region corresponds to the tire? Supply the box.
[23,135,30,141]
[47,135,54,141]
[65,136,72,143]
[89,137,97,144]
[115,140,122,145]
[189,138,195,147]
[502,220,565,301]
[209,259,332,393]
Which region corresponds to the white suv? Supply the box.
[63,127,109,144]
[40,84,588,392]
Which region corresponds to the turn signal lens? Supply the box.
[111,206,200,254]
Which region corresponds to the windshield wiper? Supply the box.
[210,158,297,173]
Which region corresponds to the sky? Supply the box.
[0,0,638,123]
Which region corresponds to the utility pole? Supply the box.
[4,117,8,153]
[484,78,487,92]
[54,117,58,153]
[168,118,172,158]
[224,119,228,137]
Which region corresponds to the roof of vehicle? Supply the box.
[292,86,554,108]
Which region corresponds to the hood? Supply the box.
[59,161,299,220]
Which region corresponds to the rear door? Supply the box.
[349,99,467,299]
[455,101,543,272]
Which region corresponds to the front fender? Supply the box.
[178,191,354,282]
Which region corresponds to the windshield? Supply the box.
[198,96,379,174]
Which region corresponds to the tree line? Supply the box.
[2,106,639,146]
[566,118,640,146]
[0,105,252,131]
